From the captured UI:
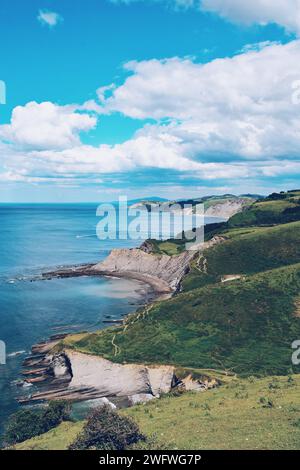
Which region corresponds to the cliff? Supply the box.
[205,198,252,220]
[91,248,195,292]
[130,195,255,221]
[19,349,218,405]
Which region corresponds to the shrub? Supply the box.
[69,405,144,450]
[258,396,274,408]
[3,400,71,446]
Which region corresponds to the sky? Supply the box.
[0,0,300,202]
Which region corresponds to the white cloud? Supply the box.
[238,41,280,54]
[0,102,97,150]
[37,10,63,28]
[1,41,300,187]
[201,0,300,34]
[109,0,300,35]
[99,40,300,159]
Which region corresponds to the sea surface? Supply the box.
[0,203,223,434]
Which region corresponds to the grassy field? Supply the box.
[228,191,300,227]
[182,221,300,291]
[142,192,300,258]
[13,376,300,450]
[62,262,300,376]
[125,375,300,450]
[11,421,84,450]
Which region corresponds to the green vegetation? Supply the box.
[69,406,144,450]
[148,191,300,258]
[15,375,300,450]
[144,238,187,256]
[124,375,300,450]
[144,222,228,256]
[228,190,300,227]
[62,262,300,376]
[182,221,300,291]
[3,401,71,446]
[11,421,84,451]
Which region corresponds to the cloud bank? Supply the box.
[110,0,300,35]
[1,41,300,188]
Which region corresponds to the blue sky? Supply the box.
[0,0,300,202]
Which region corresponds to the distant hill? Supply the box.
[228,190,300,227]
[182,220,300,291]
[130,194,257,219]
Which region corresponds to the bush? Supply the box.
[69,405,144,450]
[3,400,71,446]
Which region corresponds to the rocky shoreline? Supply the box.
[19,343,219,406]
[17,235,227,408]
[41,263,173,295]
[40,246,196,295]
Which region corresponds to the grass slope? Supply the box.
[11,421,84,451]
[14,375,300,450]
[125,375,300,450]
[62,263,300,376]
[182,221,300,291]
[228,190,300,227]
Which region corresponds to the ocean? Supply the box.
[0,203,222,434]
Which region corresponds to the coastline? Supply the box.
[14,219,227,409]
[41,264,173,296]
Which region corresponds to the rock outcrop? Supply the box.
[19,348,220,405]
[205,198,251,220]
[92,248,195,292]
[19,350,176,403]
[67,351,175,396]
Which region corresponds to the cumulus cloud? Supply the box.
[0,102,97,150]
[201,0,300,35]
[37,10,63,28]
[109,1,300,34]
[99,40,300,158]
[1,41,300,187]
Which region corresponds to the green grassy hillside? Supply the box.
[14,375,300,450]
[126,375,300,450]
[228,190,300,227]
[182,221,300,291]
[143,191,300,257]
[11,421,84,451]
[62,263,300,376]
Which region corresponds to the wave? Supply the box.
[7,350,26,358]
[76,234,96,239]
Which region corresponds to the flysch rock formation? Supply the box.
[205,198,251,220]
[19,349,176,404]
[91,248,195,292]
[130,197,253,221]
[41,234,226,296]
[19,349,219,405]
[68,351,175,396]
